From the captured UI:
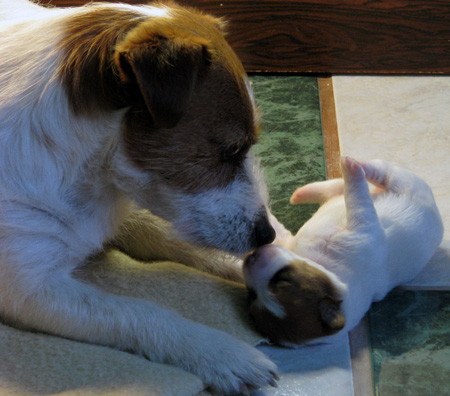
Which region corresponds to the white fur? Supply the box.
[0,1,277,393]
[251,157,444,344]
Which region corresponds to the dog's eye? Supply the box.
[223,145,242,160]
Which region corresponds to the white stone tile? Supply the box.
[333,76,450,288]
[252,339,354,396]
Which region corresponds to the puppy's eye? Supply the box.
[269,267,294,292]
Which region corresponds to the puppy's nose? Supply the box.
[254,213,276,247]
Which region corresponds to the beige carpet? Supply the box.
[0,250,264,396]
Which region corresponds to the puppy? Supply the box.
[0,0,277,393]
[244,157,443,346]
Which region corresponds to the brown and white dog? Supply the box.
[0,0,278,393]
[244,157,443,346]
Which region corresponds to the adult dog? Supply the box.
[0,0,277,393]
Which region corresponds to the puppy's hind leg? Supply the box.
[341,156,380,230]
[359,159,429,196]
[290,179,345,205]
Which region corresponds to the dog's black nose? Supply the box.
[254,213,276,247]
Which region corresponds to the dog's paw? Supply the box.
[185,326,278,394]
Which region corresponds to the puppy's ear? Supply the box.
[116,28,212,128]
[319,297,345,332]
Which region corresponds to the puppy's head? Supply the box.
[59,3,274,253]
[243,244,346,345]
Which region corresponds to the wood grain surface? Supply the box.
[318,77,341,179]
[349,318,376,396]
[40,1,450,74]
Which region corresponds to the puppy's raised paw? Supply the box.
[341,156,364,176]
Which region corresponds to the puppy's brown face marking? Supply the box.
[248,260,345,345]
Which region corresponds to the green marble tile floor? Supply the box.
[250,75,326,233]
[250,75,450,396]
[368,291,450,396]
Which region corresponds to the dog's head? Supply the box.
[59,2,274,253]
[243,244,346,345]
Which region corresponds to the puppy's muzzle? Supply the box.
[253,211,276,248]
[244,243,276,269]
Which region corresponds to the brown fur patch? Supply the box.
[116,4,258,192]
[248,261,345,345]
[58,2,258,193]
[58,6,146,114]
[115,24,213,129]
[122,65,257,192]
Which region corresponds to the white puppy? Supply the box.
[0,1,277,393]
[244,157,444,346]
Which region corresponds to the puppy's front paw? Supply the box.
[187,326,278,394]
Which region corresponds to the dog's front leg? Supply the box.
[0,233,276,394]
[111,209,245,282]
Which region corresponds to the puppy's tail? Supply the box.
[290,179,344,205]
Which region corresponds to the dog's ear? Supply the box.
[116,29,212,128]
[319,296,345,332]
